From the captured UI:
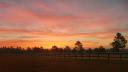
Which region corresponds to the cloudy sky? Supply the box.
[0,0,128,48]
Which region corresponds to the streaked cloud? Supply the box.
[0,0,128,48]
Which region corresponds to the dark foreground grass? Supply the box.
[0,56,128,72]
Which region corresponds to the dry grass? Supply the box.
[0,56,128,72]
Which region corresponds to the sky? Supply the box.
[0,0,128,48]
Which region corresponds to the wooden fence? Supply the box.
[1,52,128,60]
[37,52,128,60]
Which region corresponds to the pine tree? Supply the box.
[111,33,127,50]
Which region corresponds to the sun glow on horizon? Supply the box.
[0,40,101,49]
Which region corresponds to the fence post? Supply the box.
[98,53,100,59]
[120,53,122,61]
[89,53,91,61]
[108,53,110,62]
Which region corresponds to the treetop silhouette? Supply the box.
[111,32,127,50]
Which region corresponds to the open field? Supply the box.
[0,56,128,72]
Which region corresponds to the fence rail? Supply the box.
[35,52,128,60]
[1,52,128,60]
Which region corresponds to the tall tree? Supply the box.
[74,41,84,51]
[111,33,127,50]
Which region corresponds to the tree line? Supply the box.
[0,33,127,55]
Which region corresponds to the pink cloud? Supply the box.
[0,2,8,8]
[33,2,55,13]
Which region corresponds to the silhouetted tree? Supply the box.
[93,46,106,52]
[86,48,92,53]
[33,47,43,53]
[111,33,127,51]
[74,41,84,51]
[51,45,59,53]
[98,46,106,52]
[64,46,71,53]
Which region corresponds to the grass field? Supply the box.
[0,56,128,72]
